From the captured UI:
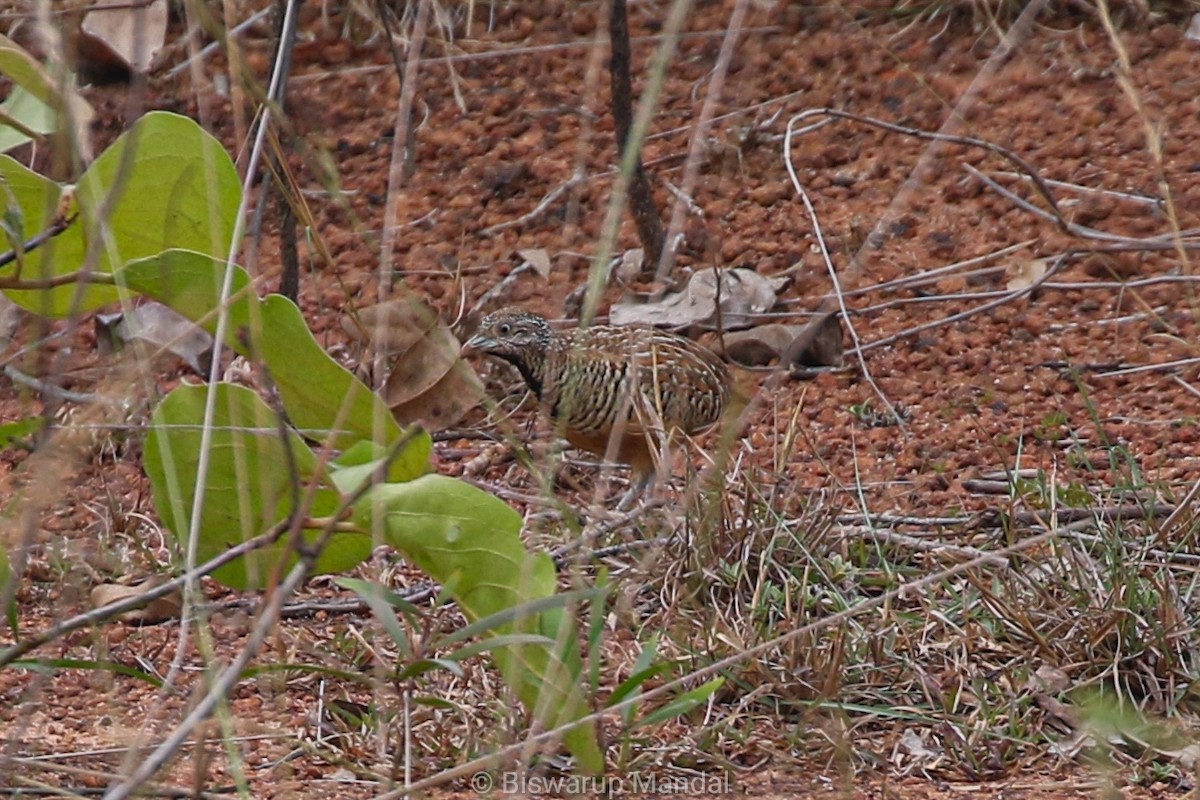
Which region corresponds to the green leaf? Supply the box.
[0,544,14,636]
[0,415,44,450]
[636,677,724,728]
[331,440,431,494]
[357,474,602,772]
[396,658,465,681]
[120,248,258,338]
[0,34,91,114]
[617,635,659,727]
[608,663,673,712]
[122,251,412,453]
[0,154,77,317]
[143,383,369,590]
[13,657,163,686]
[0,86,56,153]
[259,295,410,452]
[6,111,240,315]
[335,576,415,659]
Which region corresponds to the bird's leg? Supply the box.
[615,430,669,511]
[616,466,656,511]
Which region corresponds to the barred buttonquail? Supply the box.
[462,308,731,507]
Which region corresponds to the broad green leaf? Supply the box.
[357,474,602,772]
[636,677,724,728]
[260,295,407,451]
[0,86,56,153]
[143,383,368,590]
[123,252,410,452]
[0,155,84,318]
[7,111,239,315]
[331,440,431,493]
[0,415,44,450]
[78,111,238,264]
[120,249,259,351]
[0,34,92,115]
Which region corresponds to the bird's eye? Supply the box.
[498,323,511,335]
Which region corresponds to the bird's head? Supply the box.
[461,308,554,364]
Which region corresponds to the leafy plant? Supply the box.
[0,99,602,771]
[0,111,240,315]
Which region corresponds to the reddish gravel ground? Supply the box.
[3,1,1200,797]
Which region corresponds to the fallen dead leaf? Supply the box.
[96,302,214,374]
[91,576,182,625]
[784,313,845,370]
[609,267,787,329]
[381,321,461,406]
[517,247,552,279]
[345,295,438,354]
[710,324,806,367]
[1026,663,1071,694]
[386,359,484,431]
[79,0,168,73]
[345,296,484,431]
[1006,257,1047,292]
[614,247,645,284]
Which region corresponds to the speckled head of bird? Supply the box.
[461,308,553,362]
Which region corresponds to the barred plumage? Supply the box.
[462,307,731,505]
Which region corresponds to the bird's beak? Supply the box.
[460,334,488,357]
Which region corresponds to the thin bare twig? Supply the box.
[479,170,585,236]
[782,115,904,426]
[964,164,1200,249]
[856,253,1065,353]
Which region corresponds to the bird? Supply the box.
[461,307,731,507]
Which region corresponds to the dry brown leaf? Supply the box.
[96,302,214,374]
[387,360,484,431]
[79,0,168,73]
[382,322,461,406]
[1026,663,1071,694]
[344,296,437,355]
[1006,257,1047,292]
[609,267,787,329]
[614,248,645,284]
[91,576,182,624]
[1034,693,1078,730]
[517,248,552,279]
[713,324,806,366]
[783,313,845,370]
[345,296,484,431]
